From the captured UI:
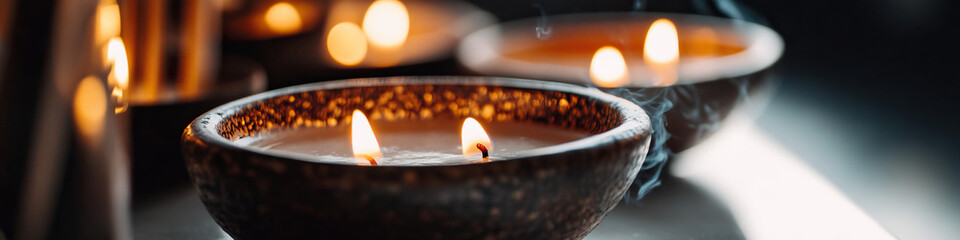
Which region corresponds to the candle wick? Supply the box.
[476,143,489,163]
[359,154,378,166]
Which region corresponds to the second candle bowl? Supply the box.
[181,76,651,239]
[458,12,784,152]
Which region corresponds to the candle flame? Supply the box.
[106,37,130,113]
[265,2,302,34]
[351,110,382,165]
[589,46,629,88]
[461,118,492,161]
[107,37,129,89]
[362,0,409,48]
[643,18,679,86]
[327,22,368,66]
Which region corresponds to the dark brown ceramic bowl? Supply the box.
[458,12,783,152]
[181,76,652,239]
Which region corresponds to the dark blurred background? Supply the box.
[742,0,960,237]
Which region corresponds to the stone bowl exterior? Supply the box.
[181,76,651,239]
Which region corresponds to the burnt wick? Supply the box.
[360,154,378,166]
[476,143,489,163]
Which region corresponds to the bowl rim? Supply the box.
[457,12,784,86]
[184,76,651,168]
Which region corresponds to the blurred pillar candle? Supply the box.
[178,0,221,100]
[71,76,132,239]
[111,0,255,195]
[119,0,221,104]
[87,0,245,200]
[12,0,132,238]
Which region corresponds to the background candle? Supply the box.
[458,12,783,153]
[222,0,323,41]
[240,119,591,165]
[224,0,495,88]
[458,12,783,199]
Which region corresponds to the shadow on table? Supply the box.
[588,176,744,239]
[133,187,229,240]
[133,176,741,239]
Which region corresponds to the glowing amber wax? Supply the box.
[238,119,590,166]
[459,12,783,87]
[504,29,744,62]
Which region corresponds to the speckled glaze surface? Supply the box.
[181,76,651,239]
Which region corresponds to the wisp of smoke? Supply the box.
[607,87,674,201]
[608,78,751,201]
[532,4,553,40]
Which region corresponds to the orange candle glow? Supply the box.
[265,2,303,34]
[327,22,368,66]
[321,0,492,68]
[362,0,409,49]
[74,76,108,140]
[96,1,121,45]
[324,0,412,67]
